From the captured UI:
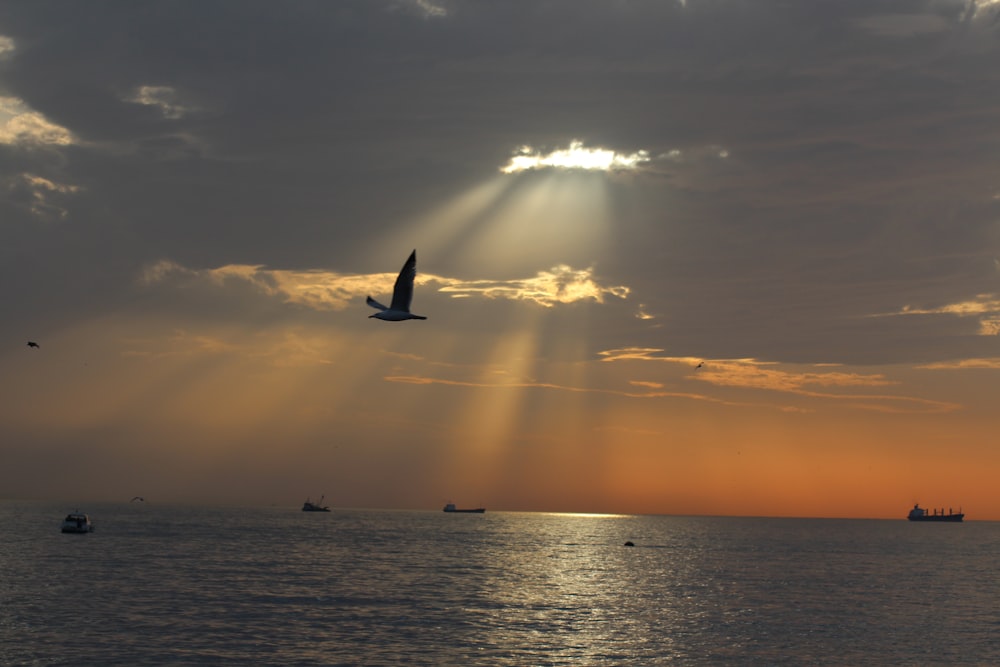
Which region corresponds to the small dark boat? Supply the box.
[302,496,330,512]
[907,504,963,522]
[61,512,94,533]
[443,502,485,514]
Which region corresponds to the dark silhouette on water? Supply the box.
[27,341,39,348]
[302,496,330,512]
[443,502,485,513]
[907,503,964,522]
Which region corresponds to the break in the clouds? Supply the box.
[500,140,651,174]
[140,260,629,311]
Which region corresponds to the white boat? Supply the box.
[61,512,93,533]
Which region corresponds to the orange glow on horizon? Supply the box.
[4,172,1000,522]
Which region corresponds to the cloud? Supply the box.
[599,348,892,390]
[596,348,957,413]
[0,35,14,57]
[895,295,1000,316]
[437,264,629,306]
[22,174,81,195]
[0,97,76,147]
[414,0,448,18]
[635,304,656,321]
[139,260,630,310]
[500,140,651,174]
[629,380,664,389]
[388,0,448,18]
[19,173,82,220]
[965,0,1000,21]
[656,145,730,163]
[884,294,1000,335]
[599,347,690,363]
[124,85,194,119]
[139,261,374,311]
[4,173,83,221]
[919,358,1000,369]
[693,361,895,392]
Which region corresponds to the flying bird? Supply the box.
[130,496,145,503]
[367,249,427,321]
[27,341,39,349]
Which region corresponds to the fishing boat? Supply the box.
[907,504,963,522]
[61,512,94,533]
[302,496,330,512]
[443,502,485,514]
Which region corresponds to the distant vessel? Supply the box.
[907,504,963,522]
[443,502,485,514]
[61,512,93,533]
[302,496,330,512]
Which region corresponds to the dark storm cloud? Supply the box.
[1,0,998,363]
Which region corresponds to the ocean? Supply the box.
[1,502,998,666]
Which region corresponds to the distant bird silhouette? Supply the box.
[27,341,39,348]
[367,249,427,321]
[695,362,703,368]
[130,496,145,503]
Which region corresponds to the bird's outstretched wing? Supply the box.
[389,250,417,312]
[366,295,388,311]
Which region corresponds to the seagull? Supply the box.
[367,249,427,321]
[27,341,40,349]
[130,496,145,503]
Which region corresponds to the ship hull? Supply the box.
[443,502,485,513]
[908,514,963,522]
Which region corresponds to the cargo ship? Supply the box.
[907,504,963,522]
[443,502,485,513]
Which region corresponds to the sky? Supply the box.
[2,0,1000,519]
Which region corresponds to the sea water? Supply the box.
[1,502,998,666]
